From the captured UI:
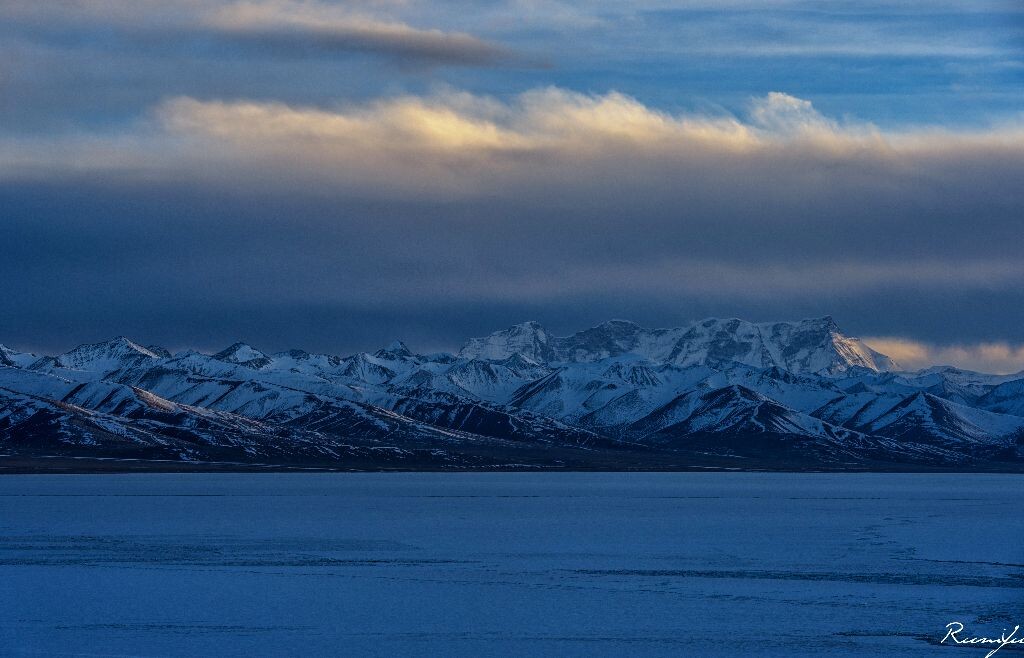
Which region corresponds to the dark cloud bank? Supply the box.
[0,2,1021,368]
[3,109,1023,358]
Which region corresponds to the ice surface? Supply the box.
[1,473,1022,656]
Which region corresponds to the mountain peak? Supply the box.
[4,317,1024,470]
[67,336,159,360]
[28,336,161,374]
[497,352,542,368]
[212,342,271,368]
[105,336,160,356]
[375,340,413,359]
[0,344,39,368]
[797,315,839,331]
[458,316,897,374]
[146,344,172,359]
[736,317,891,373]
[459,321,553,362]
[386,340,412,354]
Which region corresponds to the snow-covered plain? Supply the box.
[1,473,1022,656]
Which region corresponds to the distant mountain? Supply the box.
[27,337,160,380]
[212,342,272,369]
[0,345,38,369]
[2,317,1023,471]
[459,316,897,374]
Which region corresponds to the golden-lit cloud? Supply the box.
[165,87,1024,158]
[0,86,1021,210]
[3,87,1023,201]
[863,338,1024,375]
[135,88,1023,195]
[160,95,528,151]
[157,88,836,157]
[3,88,1023,364]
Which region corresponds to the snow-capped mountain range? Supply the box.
[2,317,1023,470]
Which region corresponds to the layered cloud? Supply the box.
[2,0,1022,364]
[9,87,1022,192]
[154,88,849,164]
[2,88,1023,361]
[148,89,1024,188]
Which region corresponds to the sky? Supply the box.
[1,0,1023,372]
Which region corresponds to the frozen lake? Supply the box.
[1,473,1022,656]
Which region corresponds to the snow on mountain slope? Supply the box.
[375,340,415,360]
[640,385,872,464]
[458,316,896,374]
[507,358,718,428]
[712,364,847,413]
[0,386,193,458]
[334,353,397,385]
[811,391,908,430]
[829,370,921,396]
[459,321,556,362]
[381,391,611,449]
[3,364,264,429]
[887,366,1023,406]
[976,378,1024,417]
[619,388,711,439]
[1,365,568,467]
[488,355,842,433]
[0,345,38,368]
[2,371,293,460]
[443,358,547,402]
[861,392,1024,447]
[555,320,661,362]
[0,366,80,398]
[650,386,817,437]
[15,342,604,454]
[212,343,272,369]
[0,384,475,466]
[28,337,160,380]
[111,364,357,420]
[267,349,343,374]
[906,366,1023,387]
[102,349,363,410]
[664,317,896,374]
[601,360,663,387]
[5,317,1024,469]
[505,361,656,422]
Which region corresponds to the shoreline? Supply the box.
[4,455,1024,475]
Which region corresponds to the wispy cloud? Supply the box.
[201,1,515,66]
[0,0,517,67]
